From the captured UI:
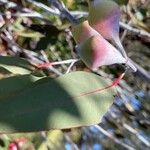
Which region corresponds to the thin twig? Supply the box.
[38,59,79,68]
[121,20,132,42]
[120,22,150,38]
[65,61,77,74]
[123,123,150,147]
[93,125,136,150]
[40,50,62,76]
[129,58,150,81]
[26,0,60,16]
[49,0,79,25]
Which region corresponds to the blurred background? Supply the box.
[0,0,149,149]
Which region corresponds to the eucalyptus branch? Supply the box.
[120,22,150,38]
[26,0,60,16]
[48,0,79,24]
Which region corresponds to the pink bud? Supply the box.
[77,35,135,71]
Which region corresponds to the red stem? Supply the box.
[37,62,125,98]
[37,62,52,68]
[73,73,125,99]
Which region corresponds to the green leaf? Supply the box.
[112,0,128,5]
[15,31,44,38]
[0,71,115,133]
[0,56,35,75]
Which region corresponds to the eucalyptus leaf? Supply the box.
[0,75,41,100]
[0,71,115,133]
[0,56,35,75]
